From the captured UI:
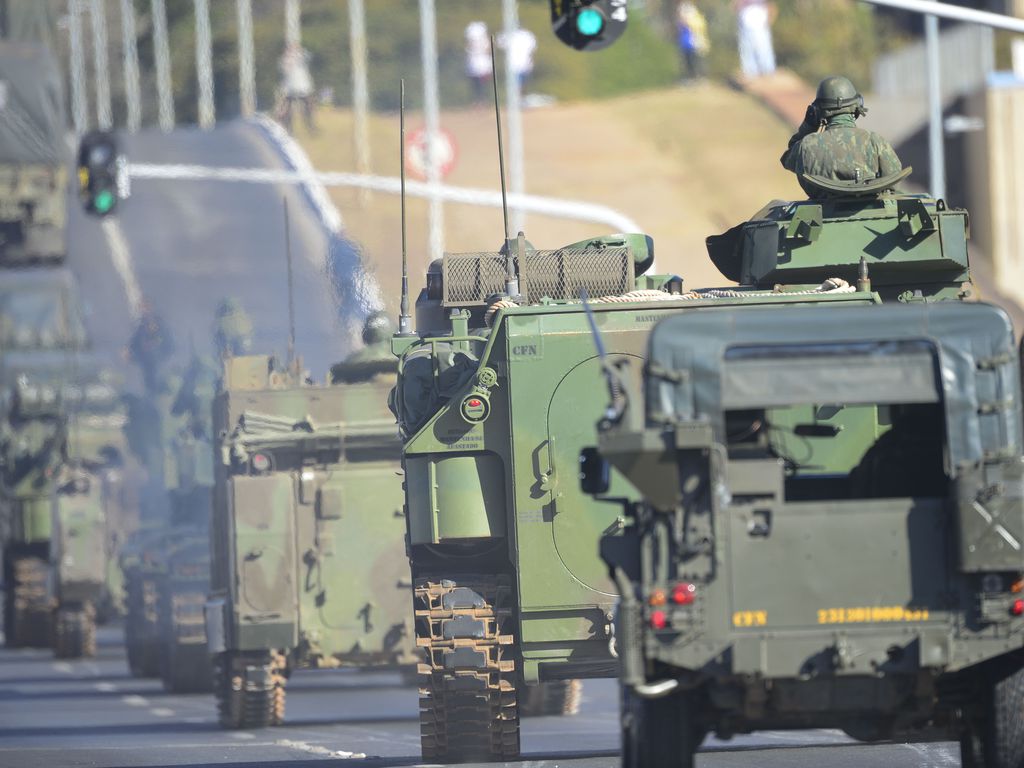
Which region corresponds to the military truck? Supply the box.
[206,343,414,729]
[388,168,975,760]
[0,42,67,263]
[0,268,88,647]
[587,299,1024,768]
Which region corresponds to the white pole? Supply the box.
[89,0,113,130]
[151,0,175,132]
[502,0,526,234]
[925,14,945,201]
[285,0,301,47]
[120,0,142,132]
[194,0,216,129]
[418,0,445,262]
[68,0,88,134]
[349,0,371,181]
[237,0,256,116]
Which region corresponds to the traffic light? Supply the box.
[77,131,120,216]
[549,0,628,52]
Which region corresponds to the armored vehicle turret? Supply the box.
[0,43,68,263]
[206,348,414,729]
[588,299,1024,768]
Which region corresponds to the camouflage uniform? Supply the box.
[780,76,901,198]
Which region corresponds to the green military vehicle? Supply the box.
[0,42,67,263]
[590,300,1024,768]
[206,338,414,729]
[388,169,974,760]
[121,524,164,676]
[0,268,88,647]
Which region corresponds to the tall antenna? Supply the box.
[398,79,413,336]
[283,197,296,367]
[490,35,519,300]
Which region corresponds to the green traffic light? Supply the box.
[94,189,115,214]
[575,7,604,36]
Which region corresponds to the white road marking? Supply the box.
[120,694,149,707]
[100,217,144,318]
[903,742,960,766]
[51,662,73,674]
[149,707,175,717]
[275,738,366,759]
[93,682,117,692]
[230,732,255,740]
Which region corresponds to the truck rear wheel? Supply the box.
[621,686,701,768]
[124,575,160,677]
[53,604,96,659]
[215,651,286,729]
[414,574,520,762]
[521,679,583,717]
[158,587,214,693]
[5,554,52,648]
[971,664,1024,768]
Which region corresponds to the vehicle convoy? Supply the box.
[387,169,973,761]
[206,329,414,729]
[0,42,67,263]
[575,180,1024,768]
[0,268,89,648]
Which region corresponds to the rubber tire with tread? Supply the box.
[968,663,1024,768]
[215,651,286,729]
[621,686,701,768]
[53,605,97,659]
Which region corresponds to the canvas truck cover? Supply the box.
[644,301,1021,470]
[0,42,66,164]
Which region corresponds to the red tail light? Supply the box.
[650,610,668,630]
[672,582,696,605]
[1011,599,1024,617]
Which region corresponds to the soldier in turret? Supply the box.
[780,75,902,197]
[212,298,253,361]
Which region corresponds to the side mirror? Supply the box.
[579,447,610,495]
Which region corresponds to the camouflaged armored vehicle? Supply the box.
[388,167,974,761]
[0,42,67,263]
[206,346,414,729]
[0,268,88,648]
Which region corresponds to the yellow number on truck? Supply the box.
[732,610,768,627]
[817,606,930,624]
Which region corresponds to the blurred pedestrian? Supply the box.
[735,0,776,79]
[465,21,492,105]
[277,42,316,133]
[677,1,709,82]
[499,26,538,93]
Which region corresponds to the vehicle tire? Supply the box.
[53,604,96,659]
[621,686,701,768]
[981,663,1024,768]
[520,679,584,717]
[215,651,286,729]
[414,573,520,763]
[7,555,52,648]
[124,574,160,677]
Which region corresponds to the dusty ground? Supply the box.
[294,83,799,315]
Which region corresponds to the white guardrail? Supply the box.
[124,162,643,235]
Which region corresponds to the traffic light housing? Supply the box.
[77,131,120,217]
[549,0,628,52]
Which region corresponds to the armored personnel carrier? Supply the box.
[388,169,974,760]
[206,344,414,729]
[0,43,67,263]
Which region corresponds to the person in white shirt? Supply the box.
[499,27,538,92]
[278,42,316,133]
[464,21,492,105]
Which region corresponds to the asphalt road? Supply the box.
[65,120,359,382]
[0,625,966,768]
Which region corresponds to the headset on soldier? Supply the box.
[806,75,867,130]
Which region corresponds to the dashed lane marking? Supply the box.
[100,217,144,318]
[149,708,175,717]
[94,682,117,692]
[121,694,149,707]
[230,732,255,740]
[51,662,73,674]
[275,738,366,759]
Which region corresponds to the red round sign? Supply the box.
[405,127,458,181]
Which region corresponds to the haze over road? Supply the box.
[66,120,357,380]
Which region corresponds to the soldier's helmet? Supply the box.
[213,297,253,358]
[362,310,395,346]
[813,75,865,119]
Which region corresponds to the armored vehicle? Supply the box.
[0,268,88,647]
[121,525,163,675]
[388,172,973,760]
[206,348,414,729]
[589,300,1024,768]
[0,43,67,263]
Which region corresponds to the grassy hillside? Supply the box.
[295,82,799,317]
